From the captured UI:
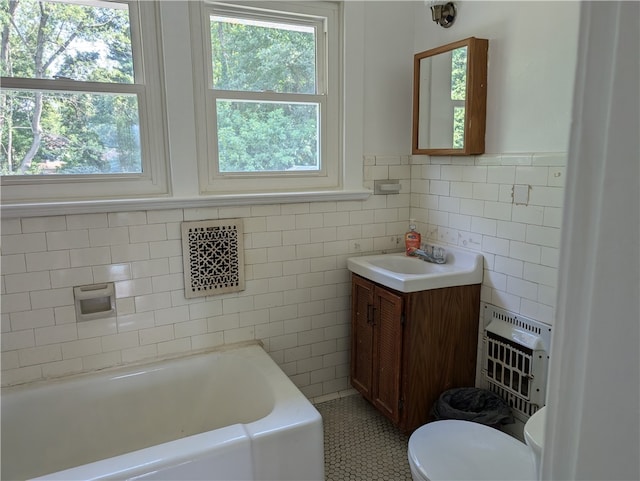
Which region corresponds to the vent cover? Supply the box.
[181,219,245,298]
[480,303,552,422]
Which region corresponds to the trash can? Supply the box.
[431,387,514,426]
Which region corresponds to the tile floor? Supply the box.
[316,394,413,481]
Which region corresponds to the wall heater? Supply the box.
[478,303,552,428]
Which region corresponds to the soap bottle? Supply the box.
[405,219,421,256]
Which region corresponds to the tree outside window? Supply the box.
[1,0,142,176]
[209,11,321,174]
[451,45,466,149]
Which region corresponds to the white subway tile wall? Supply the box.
[1,152,564,394]
[1,156,412,390]
[411,152,566,325]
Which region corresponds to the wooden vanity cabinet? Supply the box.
[350,273,480,434]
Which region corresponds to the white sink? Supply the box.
[347,245,483,293]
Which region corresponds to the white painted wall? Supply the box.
[363,2,415,155]
[413,1,579,154]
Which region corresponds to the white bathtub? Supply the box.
[1,342,324,481]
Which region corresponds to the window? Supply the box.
[1,0,169,203]
[191,1,342,194]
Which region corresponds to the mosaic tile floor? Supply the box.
[316,394,413,481]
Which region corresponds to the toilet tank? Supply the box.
[524,405,546,479]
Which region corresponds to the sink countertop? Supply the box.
[347,246,483,293]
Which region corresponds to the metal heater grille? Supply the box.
[486,333,534,400]
[480,304,552,422]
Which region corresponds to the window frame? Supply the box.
[0,0,171,204]
[190,0,343,195]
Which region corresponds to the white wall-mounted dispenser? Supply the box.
[73,283,116,321]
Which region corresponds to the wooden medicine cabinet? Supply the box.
[412,37,488,156]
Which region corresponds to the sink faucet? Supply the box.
[409,244,447,264]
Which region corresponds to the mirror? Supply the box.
[412,37,488,155]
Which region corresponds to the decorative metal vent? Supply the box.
[480,303,552,422]
[181,219,244,299]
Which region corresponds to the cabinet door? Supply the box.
[402,284,481,433]
[372,286,404,424]
[351,275,375,398]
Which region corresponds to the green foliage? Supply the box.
[453,106,465,149]
[211,17,315,94]
[451,47,466,149]
[1,0,139,175]
[217,101,318,172]
[451,46,467,101]
[211,14,320,172]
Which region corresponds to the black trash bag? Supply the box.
[431,387,514,426]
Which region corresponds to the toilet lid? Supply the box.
[408,420,535,481]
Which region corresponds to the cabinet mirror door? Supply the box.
[412,37,488,156]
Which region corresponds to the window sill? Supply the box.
[1,190,372,218]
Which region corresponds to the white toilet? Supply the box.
[408,406,546,481]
